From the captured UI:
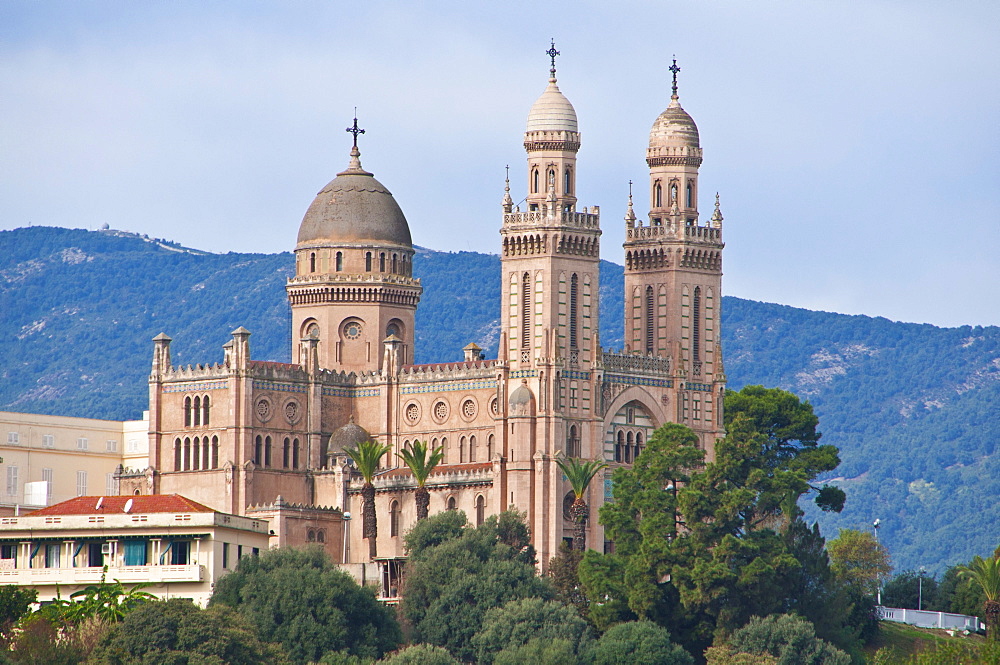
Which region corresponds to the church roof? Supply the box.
[526,79,578,133]
[649,97,700,150]
[29,494,215,516]
[297,146,412,248]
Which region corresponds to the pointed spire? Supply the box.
[546,39,560,82]
[502,165,513,213]
[338,113,373,176]
[625,180,636,228]
[711,192,724,228]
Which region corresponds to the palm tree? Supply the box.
[959,554,1000,640]
[345,440,391,560]
[397,439,445,521]
[556,456,608,551]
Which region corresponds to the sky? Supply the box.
[2,1,998,328]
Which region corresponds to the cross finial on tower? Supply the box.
[346,111,365,149]
[669,57,681,98]
[546,39,560,80]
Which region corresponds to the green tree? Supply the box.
[346,439,391,560]
[88,598,288,665]
[959,554,1000,640]
[401,510,552,662]
[397,440,445,521]
[936,562,984,616]
[556,456,607,551]
[882,570,939,610]
[471,597,593,665]
[377,644,460,665]
[591,620,693,665]
[725,614,851,665]
[493,638,581,665]
[6,614,82,665]
[548,542,588,619]
[40,570,156,626]
[0,586,36,646]
[827,529,892,598]
[211,546,401,664]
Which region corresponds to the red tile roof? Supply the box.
[28,494,216,516]
[378,462,492,479]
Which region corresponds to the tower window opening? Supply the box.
[310,252,316,273]
[476,495,486,526]
[447,496,457,511]
[567,425,580,458]
[184,396,192,427]
[564,168,572,194]
[671,183,678,204]
[625,432,634,463]
[183,437,191,471]
[379,253,385,272]
[212,436,219,469]
[365,252,372,272]
[193,396,201,426]
[569,274,579,349]
[693,286,702,361]
[293,438,300,469]
[654,182,662,208]
[645,286,655,354]
[335,251,343,272]
[264,436,272,467]
[521,272,531,349]
[202,395,210,426]
[548,169,555,189]
[532,169,539,193]
[390,500,400,536]
[174,438,181,471]
[392,253,398,274]
[616,431,624,463]
[254,436,262,465]
[686,183,693,208]
[283,437,290,468]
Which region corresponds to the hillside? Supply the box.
[2,225,998,575]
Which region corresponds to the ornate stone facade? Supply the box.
[134,56,727,576]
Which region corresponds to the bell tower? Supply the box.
[623,59,725,384]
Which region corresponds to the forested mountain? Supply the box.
[2,225,997,574]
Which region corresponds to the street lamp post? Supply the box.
[918,565,925,611]
[873,519,882,605]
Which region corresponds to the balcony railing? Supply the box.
[0,564,203,586]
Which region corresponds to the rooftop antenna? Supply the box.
[123,498,134,513]
[95,497,103,510]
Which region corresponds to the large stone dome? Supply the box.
[330,420,371,453]
[296,148,412,247]
[526,79,578,133]
[648,98,700,150]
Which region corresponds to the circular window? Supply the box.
[489,396,499,417]
[405,403,420,424]
[433,401,449,422]
[461,398,477,421]
[344,322,362,340]
[284,401,299,424]
[255,398,272,423]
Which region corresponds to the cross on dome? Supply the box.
[546,39,560,80]
[346,113,365,149]
[669,57,681,99]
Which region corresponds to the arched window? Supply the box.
[192,437,201,470]
[202,436,210,469]
[254,435,262,465]
[532,169,539,193]
[293,439,300,469]
[564,168,572,194]
[183,437,191,471]
[441,437,449,464]
[487,434,494,459]
[686,183,693,208]
[335,251,343,272]
[671,183,678,204]
[654,182,662,208]
[365,252,372,272]
[203,395,210,426]
[476,495,486,526]
[447,496,457,511]
[645,286,655,354]
[567,425,579,458]
[264,436,272,467]
[283,438,290,468]
[307,529,316,542]
[193,396,201,426]
[635,432,644,459]
[460,436,467,463]
[470,435,477,462]
[548,169,555,189]
[174,438,181,471]
[390,500,401,537]
[625,432,634,464]
[693,286,702,361]
[392,254,398,274]
[310,252,316,273]
[569,274,579,350]
[616,431,624,463]
[379,253,386,272]
[317,530,325,543]
[184,396,192,427]
[521,272,531,349]
[433,437,443,464]
[212,436,219,469]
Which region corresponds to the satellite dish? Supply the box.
[95,497,103,510]
[123,498,134,514]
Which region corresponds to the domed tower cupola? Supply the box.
[524,41,580,212]
[647,59,703,224]
[286,117,423,374]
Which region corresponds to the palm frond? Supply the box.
[345,439,391,483]
[556,456,608,499]
[960,555,1000,603]
[397,439,445,488]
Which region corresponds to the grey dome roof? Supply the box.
[509,381,534,406]
[649,99,700,150]
[526,79,578,133]
[297,149,412,247]
[331,421,371,452]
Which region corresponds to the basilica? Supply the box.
[120,52,727,585]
